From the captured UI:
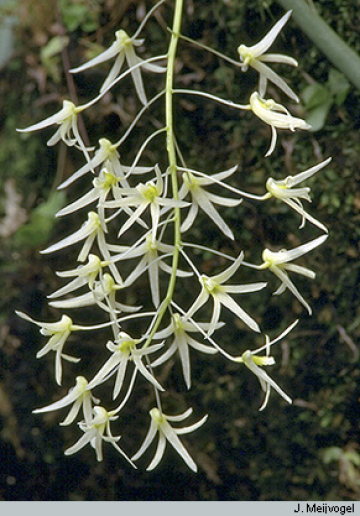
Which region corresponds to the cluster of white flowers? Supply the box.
[17,1,330,472]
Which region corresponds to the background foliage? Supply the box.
[0,0,360,501]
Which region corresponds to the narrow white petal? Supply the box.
[57,190,100,217]
[251,60,299,102]
[224,282,267,294]
[192,189,234,239]
[132,419,158,460]
[265,125,278,158]
[113,357,130,398]
[70,43,121,73]
[208,296,221,336]
[87,354,122,391]
[118,204,147,237]
[126,46,147,105]
[49,291,100,308]
[270,266,312,315]
[160,423,197,472]
[216,291,260,332]
[186,289,210,319]
[64,430,95,456]
[186,335,217,354]
[288,158,332,186]
[205,191,242,207]
[60,398,83,426]
[165,408,193,422]
[213,252,244,284]
[260,53,298,66]
[100,53,126,93]
[279,234,328,263]
[132,355,164,391]
[249,11,292,57]
[33,389,81,413]
[151,342,177,367]
[148,255,160,307]
[181,202,198,233]
[284,263,316,279]
[146,432,166,471]
[174,414,208,434]
[48,277,87,299]
[176,332,191,388]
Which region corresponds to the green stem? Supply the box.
[277,0,360,92]
[143,0,184,347]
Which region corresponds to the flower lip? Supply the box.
[249,91,311,156]
[250,92,310,130]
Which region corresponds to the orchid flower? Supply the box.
[131,407,207,472]
[238,11,298,101]
[33,376,97,425]
[114,233,192,307]
[104,165,188,239]
[65,406,135,466]
[234,320,298,410]
[17,100,90,159]
[58,137,153,189]
[265,158,331,232]
[249,91,311,157]
[178,166,242,240]
[41,211,122,283]
[239,351,292,409]
[257,235,328,315]
[186,252,266,335]
[152,313,219,389]
[70,29,165,104]
[48,254,109,301]
[86,332,164,398]
[49,273,140,316]
[16,312,81,385]
[42,211,103,260]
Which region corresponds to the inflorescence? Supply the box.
[17,1,330,472]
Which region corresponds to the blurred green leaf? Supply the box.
[322,446,343,464]
[328,68,351,106]
[40,35,69,83]
[58,0,100,33]
[301,69,350,131]
[14,191,66,248]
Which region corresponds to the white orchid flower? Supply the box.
[48,254,109,301]
[16,312,81,385]
[152,313,219,389]
[33,376,97,425]
[17,100,89,156]
[238,11,299,101]
[114,233,192,308]
[186,252,266,335]
[49,273,140,317]
[70,28,165,104]
[258,235,328,315]
[234,321,298,410]
[42,211,102,260]
[132,407,207,472]
[58,137,153,189]
[65,406,135,466]
[104,165,188,239]
[265,158,331,232]
[179,166,242,240]
[41,211,121,283]
[86,332,164,398]
[250,91,311,157]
